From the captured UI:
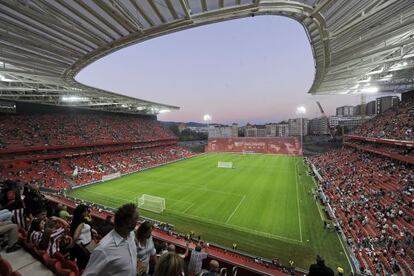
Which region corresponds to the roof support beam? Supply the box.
[73,0,124,37]
[129,0,155,27]
[147,0,167,24]
[178,0,191,19]
[165,0,179,20]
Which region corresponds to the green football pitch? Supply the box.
[67,153,350,272]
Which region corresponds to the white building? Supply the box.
[288,118,309,136]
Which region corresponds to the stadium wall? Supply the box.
[206,137,301,155]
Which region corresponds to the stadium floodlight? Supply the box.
[366,67,384,75]
[379,74,393,81]
[296,106,306,115]
[203,114,212,122]
[61,96,89,102]
[159,109,170,113]
[0,74,13,82]
[358,76,371,83]
[361,86,379,93]
[296,106,306,156]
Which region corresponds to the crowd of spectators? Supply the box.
[0,181,233,276]
[0,113,176,150]
[1,145,193,190]
[353,97,414,141]
[311,148,414,275]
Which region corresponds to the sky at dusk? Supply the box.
[77,16,386,125]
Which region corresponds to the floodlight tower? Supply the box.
[203,114,212,138]
[296,106,306,155]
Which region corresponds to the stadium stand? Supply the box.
[310,97,414,275]
[311,148,414,275]
[352,97,414,141]
[0,112,193,190]
[0,113,176,151]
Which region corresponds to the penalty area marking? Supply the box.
[225,195,246,224]
[72,189,302,244]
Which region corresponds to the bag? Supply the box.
[83,240,97,254]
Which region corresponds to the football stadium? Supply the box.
[1,1,414,276]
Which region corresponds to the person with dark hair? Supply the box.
[97,215,114,237]
[70,204,96,270]
[136,221,156,274]
[155,252,185,276]
[307,255,334,276]
[83,203,139,276]
[27,218,44,247]
[188,242,208,275]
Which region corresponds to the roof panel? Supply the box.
[1,0,414,115]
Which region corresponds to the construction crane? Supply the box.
[316,101,335,139]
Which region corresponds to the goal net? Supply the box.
[137,194,165,213]
[217,161,234,169]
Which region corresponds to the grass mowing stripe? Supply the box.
[68,153,349,272]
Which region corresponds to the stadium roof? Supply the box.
[1,0,414,114]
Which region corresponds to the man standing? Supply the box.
[188,242,208,276]
[83,203,139,276]
[308,255,334,276]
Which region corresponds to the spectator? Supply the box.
[39,216,68,256]
[58,205,71,221]
[154,252,185,276]
[167,241,190,259]
[0,209,12,222]
[202,260,220,276]
[83,203,139,276]
[188,243,208,276]
[0,220,20,252]
[136,221,156,275]
[307,255,334,276]
[70,204,96,270]
[97,215,114,237]
[27,218,44,247]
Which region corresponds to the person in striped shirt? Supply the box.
[38,217,69,256]
[27,218,44,247]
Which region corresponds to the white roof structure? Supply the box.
[0,0,413,114]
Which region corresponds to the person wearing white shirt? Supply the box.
[83,203,139,276]
[136,221,156,274]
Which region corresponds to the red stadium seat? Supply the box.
[54,262,76,276]
[0,256,13,276]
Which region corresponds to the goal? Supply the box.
[137,194,165,213]
[217,161,234,169]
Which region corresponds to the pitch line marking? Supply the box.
[294,160,303,243]
[225,195,246,224]
[168,209,302,244]
[182,202,195,214]
[72,190,302,244]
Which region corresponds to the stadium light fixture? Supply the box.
[159,109,170,113]
[366,67,384,75]
[203,114,212,122]
[61,96,89,102]
[379,74,393,81]
[361,86,379,93]
[0,74,13,82]
[358,76,371,83]
[296,106,306,115]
